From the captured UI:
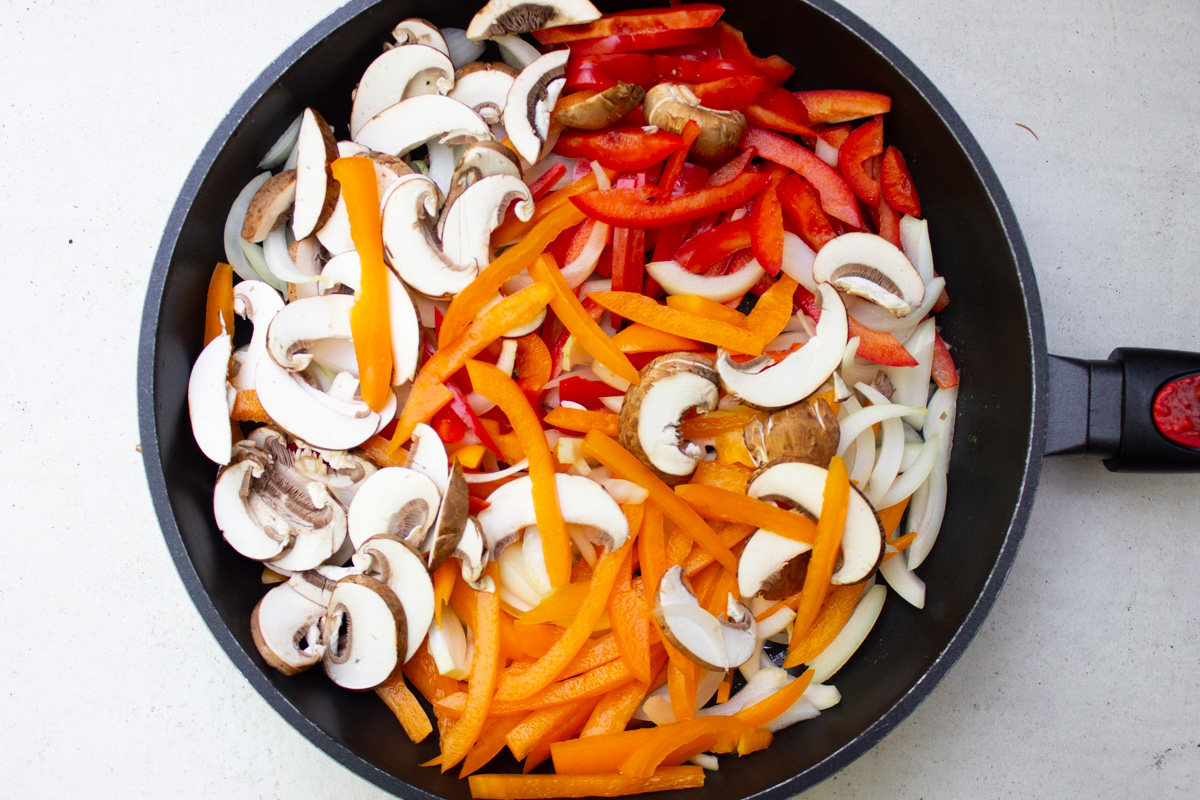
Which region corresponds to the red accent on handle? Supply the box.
[1152,374,1200,448]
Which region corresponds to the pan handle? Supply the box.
[1046,348,1200,472]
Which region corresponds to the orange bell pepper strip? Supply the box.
[607,546,653,684]
[495,540,633,701]
[609,323,704,354]
[716,672,733,704]
[586,292,764,355]
[491,169,608,249]
[468,767,706,799]
[674,483,816,545]
[637,502,667,602]
[515,333,553,394]
[512,620,564,659]
[439,588,501,772]
[714,427,756,468]
[518,581,591,625]
[230,390,271,423]
[390,283,553,450]
[203,262,234,346]
[375,672,434,744]
[551,728,659,774]
[544,406,621,437]
[521,697,602,773]
[467,359,571,587]
[888,531,917,553]
[677,410,760,439]
[743,274,798,344]
[666,658,698,722]
[403,641,463,706]
[432,558,458,627]
[357,434,407,468]
[681,522,756,577]
[506,703,585,762]
[330,157,392,412]
[734,668,815,728]
[459,715,525,778]
[664,294,748,326]
[619,716,772,778]
[783,583,867,668]
[528,254,640,386]
[581,680,650,737]
[878,497,911,540]
[786,455,850,654]
[687,461,752,493]
[443,201,585,346]
[701,565,740,619]
[498,611,528,664]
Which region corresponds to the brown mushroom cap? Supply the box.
[744,398,840,469]
[241,169,297,243]
[643,83,746,161]
[554,82,645,130]
[426,461,470,571]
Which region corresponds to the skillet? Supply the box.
[137,0,1200,797]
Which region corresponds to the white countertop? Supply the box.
[2,1,1197,797]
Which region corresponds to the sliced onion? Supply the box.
[856,381,904,507]
[899,215,935,283]
[238,238,287,293]
[590,159,612,191]
[839,337,874,388]
[258,113,303,169]
[906,453,948,570]
[803,683,842,710]
[779,232,817,292]
[847,276,945,333]
[463,459,530,484]
[886,317,936,429]
[880,547,926,608]
[898,441,923,472]
[560,219,611,288]
[646,258,765,302]
[924,385,958,463]
[599,478,649,505]
[878,434,938,508]
[224,172,275,283]
[263,227,320,285]
[441,27,485,69]
[808,584,887,684]
[498,543,545,610]
[814,137,839,168]
[494,34,542,70]
[837,403,925,457]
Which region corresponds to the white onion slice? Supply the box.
[238,238,287,293]
[462,459,530,484]
[856,382,904,507]
[837,403,926,456]
[646,258,766,302]
[924,385,958,463]
[258,113,303,169]
[886,317,936,429]
[494,34,542,70]
[599,478,648,505]
[880,548,926,608]
[898,441,923,472]
[847,276,945,333]
[804,683,842,710]
[899,215,934,283]
[906,453,948,570]
[224,172,276,284]
[779,232,817,292]
[441,27,485,69]
[878,434,939,509]
[814,137,839,167]
[808,584,887,683]
[560,220,610,289]
[263,227,320,285]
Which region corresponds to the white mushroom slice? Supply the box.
[188,332,235,465]
[251,583,326,675]
[654,565,757,671]
[716,283,848,409]
[354,94,491,157]
[521,525,554,597]
[618,353,718,485]
[503,49,568,164]
[441,174,535,272]
[347,466,443,551]
[214,459,288,561]
[241,169,297,243]
[737,529,812,599]
[350,45,455,139]
[266,293,355,372]
[265,480,348,572]
[316,149,414,256]
[292,108,340,240]
[392,18,449,55]
[449,62,519,125]
[645,258,766,303]
[811,232,925,318]
[454,517,490,588]
[477,474,629,558]
[442,140,523,213]
[254,357,396,450]
[287,564,362,607]
[322,575,406,690]
[643,83,746,161]
[467,0,601,39]
[749,460,885,585]
[380,174,472,299]
[406,423,450,493]
[354,535,436,662]
[425,462,470,571]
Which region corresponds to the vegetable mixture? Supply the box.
[187,1,960,796]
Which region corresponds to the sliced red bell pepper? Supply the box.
[931,331,959,389]
[559,376,624,409]
[572,171,769,228]
[556,128,683,172]
[707,146,756,187]
[534,4,726,45]
[881,145,921,217]
[648,163,710,294]
[657,120,701,196]
[567,27,717,57]
[745,84,815,137]
[565,53,656,92]
[611,173,648,321]
[820,123,852,149]
[651,55,761,83]
[838,116,883,206]
[743,127,862,228]
[528,162,567,202]
[795,89,892,124]
[673,217,751,271]
[692,74,767,110]
[877,193,901,247]
[715,22,794,84]
[777,173,836,251]
[750,171,786,276]
[422,337,504,458]
[793,284,918,367]
[433,406,466,443]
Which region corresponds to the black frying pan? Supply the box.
[136,0,1200,797]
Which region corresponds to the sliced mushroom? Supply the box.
[380,174,472,299]
[425,461,470,571]
[354,535,435,663]
[654,565,757,671]
[241,169,297,243]
[347,466,443,550]
[229,280,285,391]
[467,0,601,39]
[737,529,812,600]
[292,108,339,240]
[354,94,491,157]
[748,459,885,585]
[442,140,523,213]
[744,399,840,469]
[406,422,450,493]
[350,45,455,139]
[503,49,569,165]
[441,174,535,272]
[266,293,355,373]
[251,582,326,676]
[643,83,746,161]
[322,574,406,689]
[554,81,645,130]
[316,147,415,256]
[716,283,848,409]
[188,332,235,465]
[449,61,519,125]
[287,563,362,607]
[454,516,490,588]
[392,18,449,55]
[476,473,629,559]
[619,354,719,485]
[811,232,925,318]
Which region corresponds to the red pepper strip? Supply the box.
[777,173,837,251]
[421,338,504,458]
[692,74,767,111]
[651,55,761,83]
[432,407,466,444]
[610,172,648,325]
[715,22,795,84]
[567,27,717,57]
[743,127,863,229]
[535,4,725,44]
[795,89,892,124]
[838,116,884,206]
[750,170,787,276]
[931,332,960,389]
[559,376,623,409]
[528,162,567,202]
[331,157,393,412]
[675,216,752,272]
[877,192,902,247]
[708,146,756,187]
[820,123,852,149]
[657,120,700,196]
[572,171,769,229]
[649,163,709,272]
[203,262,234,346]
[745,84,816,137]
[881,145,922,217]
[565,53,656,92]
[793,285,917,367]
[556,128,683,172]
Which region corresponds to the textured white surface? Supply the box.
[1,1,1198,798]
